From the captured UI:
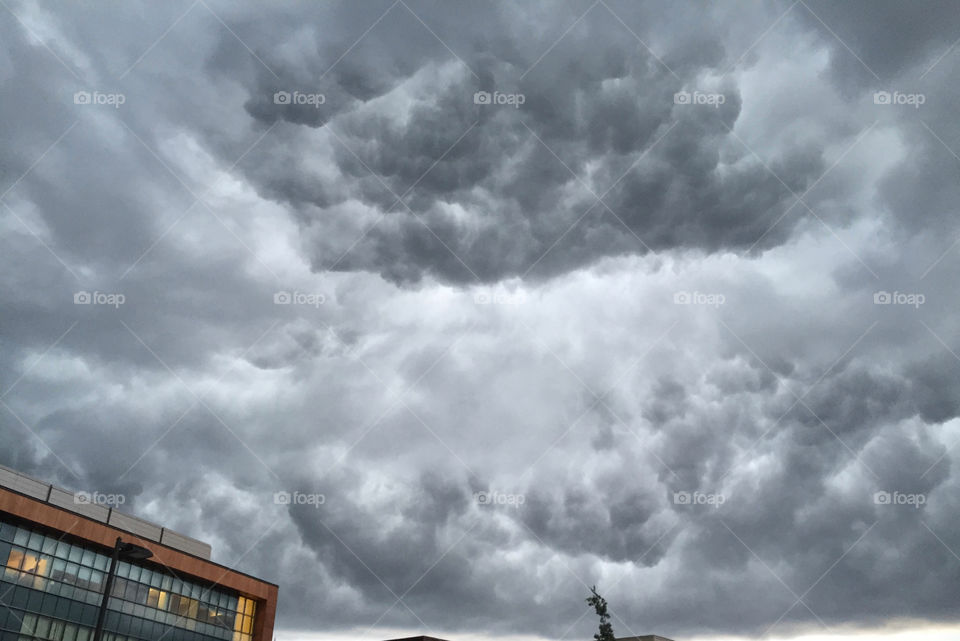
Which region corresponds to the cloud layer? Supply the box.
[2,1,960,640]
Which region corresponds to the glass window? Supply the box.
[49,619,65,641]
[34,617,51,640]
[63,563,79,585]
[27,532,43,551]
[55,542,70,559]
[19,614,37,636]
[123,581,139,602]
[93,555,108,572]
[75,627,90,641]
[77,568,92,590]
[59,584,75,601]
[125,566,141,584]
[146,588,163,609]
[160,576,172,592]
[80,551,94,568]
[50,558,67,582]
[62,624,77,641]
[13,529,29,547]
[67,547,82,564]
[81,604,98,626]
[67,602,85,622]
[0,522,13,542]
[41,538,57,556]
[55,597,71,620]
[116,563,130,579]
[5,547,25,576]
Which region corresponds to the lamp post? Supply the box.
[92,538,153,641]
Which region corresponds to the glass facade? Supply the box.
[0,518,256,641]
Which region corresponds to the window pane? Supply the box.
[13,529,29,547]
[5,548,25,573]
[51,558,67,581]
[34,617,51,639]
[63,563,79,585]
[67,547,82,564]
[27,533,43,551]
[19,614,37,635]
[41,538,57,556]
[50,619,66,641]
[80,551,95,568]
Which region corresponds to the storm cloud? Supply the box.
[2,1,960,641]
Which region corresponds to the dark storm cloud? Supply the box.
[227,1,848,285]
[3,1,960,640]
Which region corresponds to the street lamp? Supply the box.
[92,538,153,641]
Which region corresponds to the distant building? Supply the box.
[0,465,277,641]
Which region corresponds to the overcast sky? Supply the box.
[2,1,959,640]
